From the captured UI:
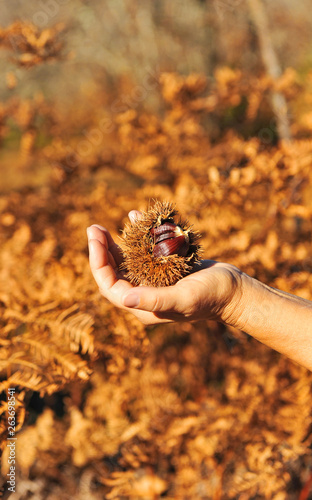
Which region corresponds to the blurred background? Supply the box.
[1,0,312,191]
[1,2,312,499]
[1,0,312,98]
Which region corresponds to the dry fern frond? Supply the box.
[0,391,26,432]
[4,303,95,355]
[0,370,51,395]
[11,331,92,381]
[0,303,94,397]
[40,304,95,355]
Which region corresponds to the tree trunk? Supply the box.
[246,0,291,141]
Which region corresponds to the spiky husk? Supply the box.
[120,201,202,287]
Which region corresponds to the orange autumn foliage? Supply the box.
[1,20,312,500]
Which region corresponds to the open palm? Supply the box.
[87,214,243,326]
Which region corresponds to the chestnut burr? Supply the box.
[120,201,202,287]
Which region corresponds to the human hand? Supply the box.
[87,212,245,326]
[87,212,312,370]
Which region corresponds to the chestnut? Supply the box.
[151,223,190,258]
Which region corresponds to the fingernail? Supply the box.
[128,210,142,223]
[123,294,140,308]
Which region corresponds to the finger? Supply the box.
[127,308,177,325]
[87,235,136,301]
[122,285,183,313]
[88,237,179,323]
[87,227,115,268]
[87,225,108,248]
[128,210,142,223]
[88,225,123,267]
[88,239,118,290]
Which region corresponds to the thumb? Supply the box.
[128,210,142,223]
[122,286,182,313]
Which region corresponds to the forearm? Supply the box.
[231,274,312,370]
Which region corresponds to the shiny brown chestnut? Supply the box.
[150,222,177,243]
[151,223,190,258]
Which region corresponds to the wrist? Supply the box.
[213,266,312,371]
[219,269,253,328]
